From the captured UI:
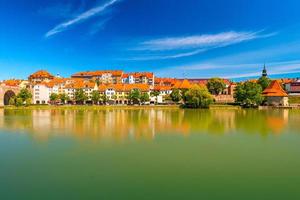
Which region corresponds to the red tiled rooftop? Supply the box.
[262,80,288,97]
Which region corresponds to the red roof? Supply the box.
[122,72,154,79]
[262,80,288,97]
[72,70,123,77]
[29,70,54,79]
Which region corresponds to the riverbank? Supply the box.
[2,104,242,110]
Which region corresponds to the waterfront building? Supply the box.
[28,70,54,84]
[32,83,50,104]
[262,80,289,106]
[71,70,124,84]
[284,79,300,96]
[154,78,177,87]
[64,79,98,101]
[99,83,150,104]
[122,72,155,87]
[2,79,29,89]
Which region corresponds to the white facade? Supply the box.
[33,84,50,104]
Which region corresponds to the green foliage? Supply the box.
[50,93,59,102]
[150,90,160,97]
[207,78,226,95]
[140,93,150,104]
[257,76,271,90]
[9,96,16,106]
[128,89,141,104]
[75,89,88,104]
[170,88,182,103]
[25,98,32,106]
[10,88,32,106]
[183,85,213,108]
[59,93,69,104]
[101,94,108,104]
[91,90,101,104]
[15,97,23,107]
[234,81,264,108]
[17,88,32,101]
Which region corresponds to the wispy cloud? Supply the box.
[137,31,275,51]
[45,0,121,38]
[154,60,300,79]
[127,31,276,60]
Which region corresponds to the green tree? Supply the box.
[75,89,88,104]
[128,89,141,104]
[50,93,59,104]
[59,93,69,104]
[150,90,160,104]
[183,85,213,108]
[234,81,264,108]
[207,78,226,95]
[101,94,108,104]
[17,88,32,102]
[257,76,271,90]
[91,90,101,104]
[140,93,150,104]
[170,88,182,103]
[9,96,16,106]
[15,97,23,107]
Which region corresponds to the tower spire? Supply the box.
[262,63,267,77]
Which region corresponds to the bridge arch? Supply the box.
[0,86,20,107]
[3,90,16,105]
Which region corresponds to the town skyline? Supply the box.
[1,0,300,80]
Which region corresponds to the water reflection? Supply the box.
[0,108,299,141]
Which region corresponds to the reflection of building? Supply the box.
[262,80,289,106]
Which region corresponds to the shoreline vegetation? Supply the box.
[2,104,298,110]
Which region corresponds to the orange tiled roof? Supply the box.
[173,79,191,89]
[262,80,288,97]
[72,70,123,77]
[155,77,177,86]
[29,70,54,79]
[64,79,96,89]
[98,83,150,92]
[154,85,172,91]
[122,72,154,79]
[3,79,22,87]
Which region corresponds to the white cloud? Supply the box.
[137,31,275,51]
[45,0,121,38]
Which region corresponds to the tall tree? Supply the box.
[140,93,150,104]
[75,89,87,104]
[101,94,108,104]
[50,93,59,104]
[183,85,213,108]
[207,78,226,95]
[16,88,32,106]
[128,89,141,104]
[59,93,69,104]
[257,76,271,90]
[91,90,101,104]
[170,88,182,103]
[234,81,264,108]
[150,90,160,103]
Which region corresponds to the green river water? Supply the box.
[0,108,300,199]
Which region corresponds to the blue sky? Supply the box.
[1,0,300,80]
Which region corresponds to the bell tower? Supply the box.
[262,64,267,77]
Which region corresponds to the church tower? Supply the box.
[262,64,267,77]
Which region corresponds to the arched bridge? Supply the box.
[0,85,20,107]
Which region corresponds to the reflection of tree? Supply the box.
[0,108,298,142]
